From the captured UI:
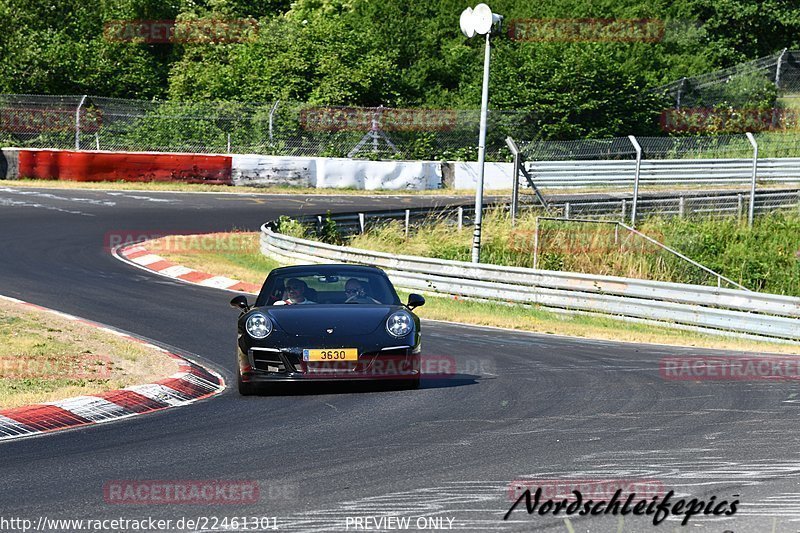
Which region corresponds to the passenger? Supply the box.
[274,278,315,305]
[344,278,380,303]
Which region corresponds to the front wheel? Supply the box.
[237,370,257,396]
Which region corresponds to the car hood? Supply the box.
[265,305,399,336]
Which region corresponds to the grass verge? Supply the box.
[0,298,179,409]
[147,233,799,355]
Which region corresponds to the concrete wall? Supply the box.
[0,148,17,180]
[2,148,514,190]
[452,161,514,190]
[313,158,441,190]
[9,148,232,184]
[231,155,315,187]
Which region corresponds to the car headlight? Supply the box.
[245,312,273,339]
[386,311,413,338]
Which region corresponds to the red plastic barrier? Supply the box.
[17,150,232,184]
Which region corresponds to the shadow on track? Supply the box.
[241,374,482,396]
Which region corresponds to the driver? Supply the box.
[344,278,380,303]
[274,278,315,305]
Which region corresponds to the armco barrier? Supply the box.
[15,149,232,184]
[261,225,800,342]
[526,158,800,188]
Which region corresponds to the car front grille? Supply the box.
[250,348,289,373]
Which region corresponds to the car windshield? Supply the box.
[257,270,402,306]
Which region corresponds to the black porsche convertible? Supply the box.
[230,264,425,395]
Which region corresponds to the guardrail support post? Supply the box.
[628,135,642,227]
[533,217,540,270]
[404,209,410,238]
[746,132,758,228]
[737,194,744,221]
[678,196,685,218]
[75,94,87,150]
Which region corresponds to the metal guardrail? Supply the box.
[302,189,800,240]
[524,158,800,188]
[261,226,800,343]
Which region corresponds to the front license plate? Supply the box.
[303,348,359,362]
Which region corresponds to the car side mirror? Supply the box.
[230,295,250,312]
[407,293,425,310]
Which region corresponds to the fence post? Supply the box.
[676,77,687,109]
[533,216,540,270]
[358,213,365,234]
[75,94,87,150]
[404,209,410,238]
[563,202,571,219]
[95,133,100,151]
[457,207,464,231]
[268,100,280,143]
[745,132,758,228]
[504,136,524,224]
[628,135,642,227]
[678,196,685,218]
[227,133,231,153]
[776,48,788,88]
[620,198,626,222]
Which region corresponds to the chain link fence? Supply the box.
[514,133,800,224]
[0,94,539,161]
[656,49,800,108]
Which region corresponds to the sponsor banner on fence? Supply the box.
[508,228,665,255]
[0,107,103,134]
[103,19,259,43]
[300,107,458,132]
[661,108,800,133]
[508,18,665,42]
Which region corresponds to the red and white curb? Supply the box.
[114,243,260,294]
[0,295,225,442]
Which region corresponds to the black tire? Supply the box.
[237,370,257,396]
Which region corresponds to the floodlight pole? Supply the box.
[471,32,492,263]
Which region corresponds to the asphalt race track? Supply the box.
[1,186,800,532]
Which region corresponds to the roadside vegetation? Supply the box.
[2,1,799,144]
[146,231,800,355]
[335,210,800,296]
[0,299,177,409]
